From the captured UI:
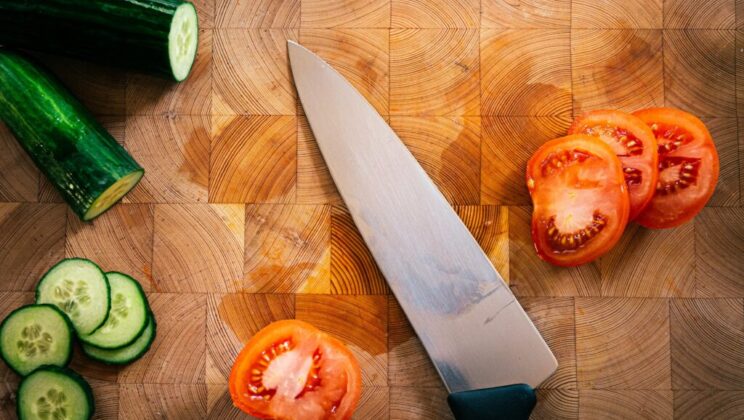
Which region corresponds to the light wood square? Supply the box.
[387,296,441,387]
[572,0,662,28]
[125,115,210,203]
[392,0,479,28]
[572,29,664,114]
[455,205,509,282]
[532,389,579,420]
[696,208,744,297]
[665,0,735,28]
[119,293,206,384]
[481,0,570,28]
[600,223,695,298]
[207,383,245,419]
[674,390,744,419]
[0,123,38,202]
[119,384,207,419]
[244,204,330,293]
[579,390,673,419]
[481,29,571,116]
[389,386,453,420]
[356,387,389,419]
[576,298,671,389]
[0,204,65,291]
[299,29,389,116]
[206,293,294,384]
[213,29,297,115]
[301,0,390,28]
[127,29,212,116]
[665,30,736,117]
[331,206,389,295]
[509,207,601,297]
[391,116,480,204]
[216,0,299,28]
[671,298,744,389]
[481,116,571,205]
[297,117,342,204]
[66,204,154,291]
[704,118,739,206]
[390,29,480,116]
[210,115,296,204]
[153,204,244,293]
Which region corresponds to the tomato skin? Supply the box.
[632,108,719,229]
[527,135,629,266]
[568,110,658,220]
[229,320,362,420]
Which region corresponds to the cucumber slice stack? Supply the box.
[0,258,158,418]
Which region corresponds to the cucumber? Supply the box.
[0,50,144,221]
[82,313,156,365]
[0,0,199,81]
[17,366,94,420]
[0,305,73,376]
[79,272,148,349]
[36,259,110,336]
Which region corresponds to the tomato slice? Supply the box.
[632,108,719,229]
[229,320,362,420]
[526,135,629,266]
[568,110,658,220]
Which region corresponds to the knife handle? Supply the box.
[447,383,536,420]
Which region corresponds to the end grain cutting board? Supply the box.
[0,0,743,419]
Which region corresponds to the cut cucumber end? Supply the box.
[168,2,199,82]
[83,170,143,221]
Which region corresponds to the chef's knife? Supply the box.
[288,41,557,420]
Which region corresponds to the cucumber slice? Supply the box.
[79,272,148,349]
[168,2,199,81]
[36,259,110,336]
[82,313,156,365]
[17,366,93,420]
[0,305,73,376]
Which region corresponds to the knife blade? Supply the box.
[288,41,557,418]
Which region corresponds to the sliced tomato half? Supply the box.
[526,135,630,266]
[632,108,719,229]
[229,320,362,420]
[569,110,658,220]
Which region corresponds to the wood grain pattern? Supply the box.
[455,205,509,282]
[301,0,390,28]
[695,208,744,297]
[579,390,673,419]
[576,298,671,389]
[125,115,210,203]
[509,206,602,297]
[391,0,479,28]
[481,29,571,116]
[664,30,736,117]
[153,204,244,293]
[481,116,571,205]
[210,115,296,203]
[331,206,389,295]
[0,204,65,291]
[674,390,744,419]
[572,29,664,114]
[0,123,38,202]
[670,298,744,389]
[387,296,441,387]
[296,295,388,386]
[207,293,294,384]
[355,387,390,420]
[119,384,207,420]
[532,389,579,420]
[66,204,154,291]
[572,0,662,29]
[119,293,206,384]
[481,0,570,29]
[599,223,695,297]
[207,383,248,419]
[297,117,342,204]
[244,204,330,293]
[127,30,212,116]
[704,117,740,206]
[88,380,119,420]
[664,0,736,29]
[213,29,297,115]
[391,116,480,204]
[389,386,453,420]
[216,0,299,28]
[390,29,480,116]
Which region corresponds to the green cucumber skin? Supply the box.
[0,50,143,221]
[0,304,74,377]
[0,0,195,81]
[83,312,157,366]
[17,365,94,420]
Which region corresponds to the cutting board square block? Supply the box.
[695,208,744,297]
[216,0,299,29]
[301,0,391,28]
[391,0,479,28]
[481,0,570,28]
[572,0,663,29]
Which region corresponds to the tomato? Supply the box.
[569,110,658,220]
[229,320,362,420]
[526,135,629,266]
[632,108,719,229]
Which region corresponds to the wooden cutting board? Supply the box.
[0,0,742,418]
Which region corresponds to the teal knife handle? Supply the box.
[447,384,536,420]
